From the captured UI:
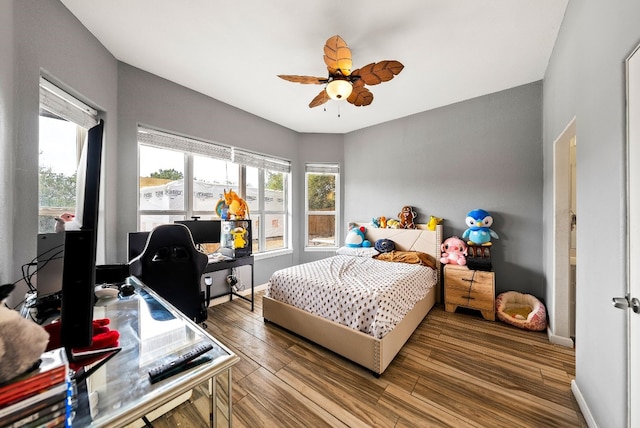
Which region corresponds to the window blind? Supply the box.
[138,127,291,173]
[138,127,232,161]
[39,77,98,129]
[233,149,291,173]
[306,163,339,174]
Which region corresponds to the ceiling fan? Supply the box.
[278,35,404,108]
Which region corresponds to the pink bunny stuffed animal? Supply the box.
[440,236,467,265]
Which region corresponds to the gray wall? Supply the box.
[344,82,544,297]
[5,1,630,424]
[0,0,15,287]
[116,63,302,285]
[543,1,640,425]
[296,133,345,265]
[6,0,119,304]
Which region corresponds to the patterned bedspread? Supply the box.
[266,255,437,339]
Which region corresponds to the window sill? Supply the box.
[253,248,293,261]
[304,246,339,253]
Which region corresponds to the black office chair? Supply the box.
[129,224,209,325]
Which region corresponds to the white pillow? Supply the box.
[335,246,380,257]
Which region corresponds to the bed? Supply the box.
[263,224,442,375]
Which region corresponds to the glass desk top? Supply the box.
[73,277,238,427]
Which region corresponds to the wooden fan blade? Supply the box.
[278,75,327,84]
[309,89,330,108]
[323,35,352,76]
[347,86,373,107]
[351,60,404,85]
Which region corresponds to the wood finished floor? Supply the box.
[149,291,587,427]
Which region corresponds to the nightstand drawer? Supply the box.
[444,265,495,320]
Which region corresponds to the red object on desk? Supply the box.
[44,318,120,371]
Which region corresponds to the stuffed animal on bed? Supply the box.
[398,206,417,229]
[0,284,50,384]
[462,208,499,246]
[345,225,371,248]
[371,216,388,229]
[440,236,467,265]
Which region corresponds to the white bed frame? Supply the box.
[263,224,442,375]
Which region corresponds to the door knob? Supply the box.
[612,295,640,313]
[613,295,630,309]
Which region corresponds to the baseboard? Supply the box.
[547,327,575,348]
[208,283,267,307]
[571,380,598,428]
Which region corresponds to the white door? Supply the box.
[626,43,640,428]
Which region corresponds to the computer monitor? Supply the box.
[127,231,150,261]
[60,119,103,350]
[174,220,221,245]
[35,233,65,298]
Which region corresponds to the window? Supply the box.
[38,77,99,233]
[305,163,340,249]
[138,127,290,255]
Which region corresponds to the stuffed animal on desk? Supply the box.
[231,227,247,249]
[0,284,50,383]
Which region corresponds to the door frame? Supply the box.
[550,118,576,347]
[625,41,640,428]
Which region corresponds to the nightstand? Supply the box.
[444,264,495,320]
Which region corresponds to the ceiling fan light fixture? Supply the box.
[326,79,353,100]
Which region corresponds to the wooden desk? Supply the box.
[205,255,254,311]
[73,277,239,427]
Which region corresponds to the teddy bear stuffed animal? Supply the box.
[0,284,50,384]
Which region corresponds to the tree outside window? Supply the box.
[305,164,339,249]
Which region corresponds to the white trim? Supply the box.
[552,117,576,342]
[571,380,598,428]
[547,327,574,348]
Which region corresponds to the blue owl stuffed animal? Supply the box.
[462,209,499,246]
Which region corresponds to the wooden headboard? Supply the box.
[355,223,443,300]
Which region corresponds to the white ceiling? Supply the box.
[60,0,568,134]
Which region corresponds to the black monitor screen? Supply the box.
[60,119,103,351]
[175,220,221,244]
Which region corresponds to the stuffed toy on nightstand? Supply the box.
[462,209,498,271]
[440,236,467,266]
[462,208,499,246]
